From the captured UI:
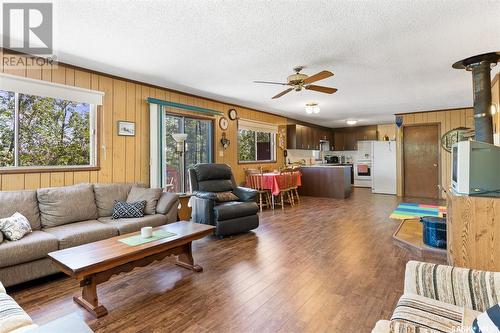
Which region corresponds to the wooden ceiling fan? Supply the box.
[254,66,337,99]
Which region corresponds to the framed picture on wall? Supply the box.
[117,121,135,136]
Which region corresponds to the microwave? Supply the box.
[451,140,500,195]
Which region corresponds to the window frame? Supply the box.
[0,90,100,174]
[237,128,277,164]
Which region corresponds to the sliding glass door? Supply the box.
[164,114,213,193]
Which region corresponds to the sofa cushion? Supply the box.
[0,190,41,230]
[98,214,167,235]
[0,231,58,268]
[37,184,98,228]
[404,260,500,312]
[127,186,162,215]
[0,293,33,333]
[0,213,32,241]
[93,183,133,217]
[156,192,179,215]
[214,201,259,221]
[390,293,464,332]
[43,220,118,249]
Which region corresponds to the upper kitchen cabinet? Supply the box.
[286,124,333,150]
[332,125,378,151]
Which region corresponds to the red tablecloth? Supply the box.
[248,172,302,196]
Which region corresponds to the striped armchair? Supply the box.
[373,261,500,333]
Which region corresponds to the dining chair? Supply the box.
[274,168,295,210]
[247,168,272,212]
[290,165,301,204]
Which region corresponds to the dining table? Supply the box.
[258,171,302,196]
[246,171,302,209]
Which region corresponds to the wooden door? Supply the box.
[403,124,440,199]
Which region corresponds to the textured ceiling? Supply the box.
[24,1,500,126]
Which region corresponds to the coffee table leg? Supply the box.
[73,275,108,318]
[175,242,203,272]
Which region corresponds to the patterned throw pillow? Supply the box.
[112,200,147,219]
[215,191,239,202]
[0,212,32,241]
[472,303,500,333]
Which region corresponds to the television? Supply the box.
[451,140,500,195]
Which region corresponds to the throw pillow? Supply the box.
[215,191,239,202]
[126,186,162,215]
[0,212,32,241]
[112,201,147,219]
[472,303,500,333]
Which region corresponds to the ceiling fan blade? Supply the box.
[272,88,294,99]
[303,70,334,84]
[305,85,338,94]
[254,80,288,85]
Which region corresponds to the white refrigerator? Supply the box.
[372,141,396,194]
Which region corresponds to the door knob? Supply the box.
[433,163,438,167]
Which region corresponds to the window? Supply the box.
[238,119,277,163]
[0,89,96,169]
[164,114,213,193]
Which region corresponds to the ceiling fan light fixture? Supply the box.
[305,102,319,114]
[346,120,358,126]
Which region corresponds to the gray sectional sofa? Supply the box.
[0,183,179,287]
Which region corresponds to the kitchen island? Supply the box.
[299,165,352,199]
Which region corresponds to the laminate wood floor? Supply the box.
[9,188,445,332]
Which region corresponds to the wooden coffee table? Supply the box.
[48,221,215,317]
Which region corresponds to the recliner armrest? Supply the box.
[233,187,258,202]
[193,191,217,201]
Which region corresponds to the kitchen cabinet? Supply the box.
[333,131,345,151]
[332,125,378,151]
[286,124,332,150]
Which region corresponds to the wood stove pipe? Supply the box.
[453,52,500,144]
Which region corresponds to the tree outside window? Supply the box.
[0,89,95,168]
[238,129,276,162]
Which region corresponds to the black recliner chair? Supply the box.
[189,163,259,237]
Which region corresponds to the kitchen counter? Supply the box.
[298,165,352,199]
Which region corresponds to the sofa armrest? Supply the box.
[193,191,217,201]
[156,192,179,215]
[232,187,258,202]
[404,260,500,312]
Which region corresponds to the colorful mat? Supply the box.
[390,203,447,220]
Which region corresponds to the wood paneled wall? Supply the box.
[0,50,286,190]
[395,108,474,198]
[376,124,396,141]
[493,74,499,135]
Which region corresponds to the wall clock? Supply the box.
[228,108,238,120]
[219,117,229,130]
